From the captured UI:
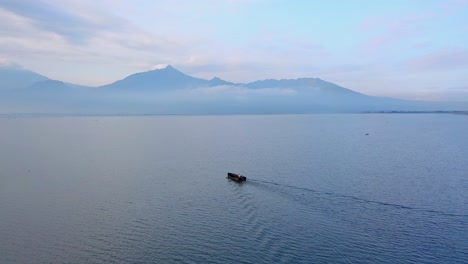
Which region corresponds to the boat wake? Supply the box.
[227,180,290,263]
[225,176,468,263]
[248,179,468,219]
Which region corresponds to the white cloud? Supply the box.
[0,57,21,68]
[150,64,169,70]
[171,85,297,100]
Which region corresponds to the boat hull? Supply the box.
[227,173,247,182]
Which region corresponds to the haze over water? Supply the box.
[0,114,467,263]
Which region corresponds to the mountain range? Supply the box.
[0,64,466,114]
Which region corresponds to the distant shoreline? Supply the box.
[362,111,468,115]
[1,111,467,118]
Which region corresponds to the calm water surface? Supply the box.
[0,114,467,263]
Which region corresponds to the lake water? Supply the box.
[0,114,467,263]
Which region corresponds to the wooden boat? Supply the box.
[227,172,247,182]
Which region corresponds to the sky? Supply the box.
[1,0,468,101]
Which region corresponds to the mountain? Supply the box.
[0,65,49,91]
[208,77,235,87]
[99,65,211,91]
[246,78,363,95]
[1,64,466,114]
[27,80,71,91]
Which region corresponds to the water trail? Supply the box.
[248,179,468,218]
[244,180,355,263]
[227,180,289,263]
[322,239,354,264]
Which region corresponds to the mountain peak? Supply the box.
[100,64,209,90]
[208,76,234,86]
[150,64,181,74]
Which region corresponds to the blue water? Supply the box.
[0,114,467,263]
